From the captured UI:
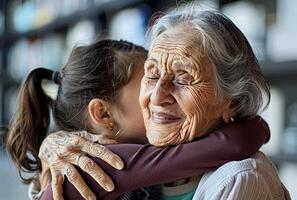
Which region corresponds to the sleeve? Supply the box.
[40,116,270,200]
[223,172,268,200]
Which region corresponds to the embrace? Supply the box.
[7,4,290,200]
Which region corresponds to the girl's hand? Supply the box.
[38,131,124,200]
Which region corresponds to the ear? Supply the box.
[88,98,113,127]
[222,100,236,123]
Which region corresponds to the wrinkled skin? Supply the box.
[140,25,233,146]
[39,131,124,200]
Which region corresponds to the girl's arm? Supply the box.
[41,116,270,200]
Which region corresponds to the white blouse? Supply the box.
[193,151,291,200]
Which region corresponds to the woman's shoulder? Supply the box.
[201,151,278,176]
[193,151,290,200]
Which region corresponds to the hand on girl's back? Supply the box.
[38,130,124,200]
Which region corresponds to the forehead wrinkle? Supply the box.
[151,45,205,79]
[152,42,192,57]
[150,50,203,80]
[150,37,210,81]
[188,50,211,81]
[191,56,202,80]
[157,51,165,71]
[160,52,174,79]
[198,56,214,81]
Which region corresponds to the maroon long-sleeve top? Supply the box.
[41,116,270,200]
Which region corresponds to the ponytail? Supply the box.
[7,68,54,184]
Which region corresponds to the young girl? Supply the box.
[7,39,269,200]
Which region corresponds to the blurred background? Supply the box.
[0,0,296,199]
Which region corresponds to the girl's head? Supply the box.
[54,40,147,143]
[7,39,148,182]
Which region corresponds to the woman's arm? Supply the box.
[41,116,270,200]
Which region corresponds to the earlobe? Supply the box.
[222,100,235,123]
[222,111,231,123]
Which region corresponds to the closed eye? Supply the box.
[175,80,188,85]
[145,63,160,80]
[175,71,194,85]
[145,72,160,80]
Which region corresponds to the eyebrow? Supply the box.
[145,58,158,70]
[172,60,196,74]
[146,58,158,63]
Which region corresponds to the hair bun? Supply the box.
[51,71,61,84]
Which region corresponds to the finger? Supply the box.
[67,136,124,170]
[94,134,119,145]
[81,140,124,170]
[72,131,119,145]
[63,152,115,191]
[64,164,96,200]
[69,131,118,144]
[50,170,64,200]
[69,131,98,143]
[73,154,115,192]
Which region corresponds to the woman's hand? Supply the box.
[38,131,124,200]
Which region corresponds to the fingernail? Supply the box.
[115,161,124,170]
[105,183,115,192]
[87,195,96,200]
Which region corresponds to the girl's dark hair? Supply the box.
[7,39,147,183]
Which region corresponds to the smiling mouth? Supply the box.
[152,112,181,124]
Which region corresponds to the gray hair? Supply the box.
[148,4,270,118]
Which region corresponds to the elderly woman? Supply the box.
[139,7,290,199]
[48,7,288,199]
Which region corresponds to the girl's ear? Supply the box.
[88,98,113,128]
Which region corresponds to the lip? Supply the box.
[152,112,181,124]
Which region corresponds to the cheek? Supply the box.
[134,103,145,131]
[115,102,146,143]
[174,83,220,136]
[125,88,145,134]
[124,115,145,137]
[175,84,216,117]
[174,88,206,138]
[139,78,155,118]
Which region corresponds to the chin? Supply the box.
[146,129,184,147]
[148,138,164,147]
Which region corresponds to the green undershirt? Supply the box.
[160,177,199,200]
[160,187,197,200]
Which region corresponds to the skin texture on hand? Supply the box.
[140,25,233,146]
[38,131,124,200]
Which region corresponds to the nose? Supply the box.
[151,79,175,106]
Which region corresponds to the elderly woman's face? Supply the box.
[140,26,233,146]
